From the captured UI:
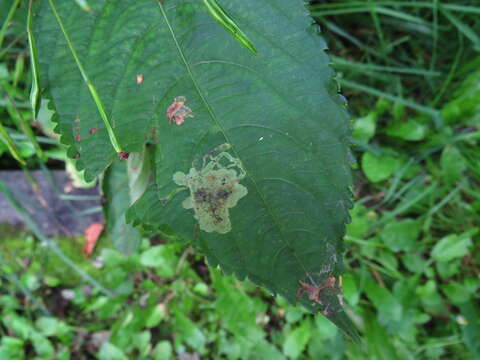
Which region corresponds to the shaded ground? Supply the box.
[0,171,102,236]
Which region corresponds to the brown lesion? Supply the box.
[166,96,193,126]
[88,127,99,135]
[296,276,336,305]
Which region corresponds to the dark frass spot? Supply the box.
[118,152,130,160]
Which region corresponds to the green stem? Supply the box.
[0,0,21,51]
[28,0,41,122]
[0,121,26,165]
[47,0,123,153]
[1,84,46,161]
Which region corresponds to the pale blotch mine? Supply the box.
[173,144,247,234]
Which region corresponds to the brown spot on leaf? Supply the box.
[166,96,193,125]
[296,276,336,305]
[89,127,99,135]
[136,74,144,84]
[73,152,81,159]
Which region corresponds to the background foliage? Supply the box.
[1,0,480,359]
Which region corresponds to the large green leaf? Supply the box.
[34,0,356,339]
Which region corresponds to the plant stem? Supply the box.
[0,121,26,165]
[0,0,21,52]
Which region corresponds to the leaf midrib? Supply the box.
[156,1,318,286]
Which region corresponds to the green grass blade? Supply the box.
[28,0,42,123]
[332,56,441,76]
[337,78,442,126]
[0,120,26,166]
[441,8,480,51]
[1,85,46,161]
[0,0,21,52]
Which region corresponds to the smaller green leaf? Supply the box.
[283,320,312,359]
[174,311,206,350]
[346,204,377,239]
[251,342,285,360]
[436,259,461,278]
[442,282,471,305]
[341,273,359,306]
[193,282,209,296]
[441,67,480,124]
[152,341,173,360]
[440,146,467,184]
[35,317,61,337]
[364,311,399,360]
[145,304,166,328]
[211,269,265,344]
[385,120,427,141]
[352,113,377,142]
[100,248,126,268]
[402,251,427,274]
[98,342,128,360]
[133,331,151,356]
[21,273,40,291]
[31,333,54,357]
[285,307,308,324]
[0,337,24,359]
[415,280,444,312]
[362,151,402,183]
[380,219,421,252]
[431,229,477,262]
[139,245,178,277]
[2,315,35,340]
[365,280,403,324]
